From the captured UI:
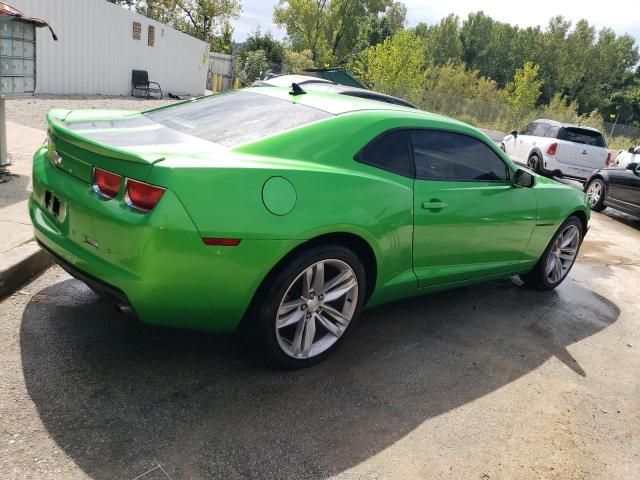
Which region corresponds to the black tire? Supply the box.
[521,216,584,290]
[585,178,606,212]
[251,244,367,369]
[527,153,541,173]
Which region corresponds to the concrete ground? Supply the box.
[0,211,638,480]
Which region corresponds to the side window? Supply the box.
[531,122,550,137]
[521,123,536,135]
[410,130,509,182]
[545,126,559,138]
[355,130,413,177]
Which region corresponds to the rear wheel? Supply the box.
[585,178,606,212]
[252,245,366,369]
[527,153,541,173]
[521,216,583,290]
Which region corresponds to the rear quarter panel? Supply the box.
[521,176,590,263]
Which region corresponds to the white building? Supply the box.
[9,0,209,96]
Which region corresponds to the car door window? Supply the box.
[410,130,510,182]
[355,129,414,178]
[521,123,536,135]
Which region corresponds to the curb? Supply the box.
[0,240,53,299]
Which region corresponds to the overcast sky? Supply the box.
[233,0,640,47]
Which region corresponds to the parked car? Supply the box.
[585,162,640,217]
[613,145,640,168]
[30,86,590,368]
[501,119,609,179]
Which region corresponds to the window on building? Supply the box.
[132,22,141,40]
[148,25,155,46]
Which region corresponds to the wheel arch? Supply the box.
[240,231,379,333]
[569,209,588,235]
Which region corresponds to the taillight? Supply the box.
[546,143,558,156]
[606,152,612,166]
[126,179,165,211]
[93,168,121,198]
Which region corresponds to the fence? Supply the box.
[207,52,235,92]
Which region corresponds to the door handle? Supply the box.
[581,150,588,154]
[422,201,448,210]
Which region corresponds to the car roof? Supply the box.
[532,118,603,133]
[255,75,418,109]
[243,85,448,120]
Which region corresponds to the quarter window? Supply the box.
[531,122,550,136]
[356,130,413,178]
[545,126,559,138]
[410,130,509,182]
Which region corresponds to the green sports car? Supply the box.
[30,84,590,368]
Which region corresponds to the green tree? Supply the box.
[508,62,543,113]
[140,0,241,41]
[349,29,426,104]
[420,14,463,66]
[273,0,390,65]
[238,29,286,72]
[282,49,314,74]
[235,49,271,84]
[210,21,233,54]
[368,1,407,46]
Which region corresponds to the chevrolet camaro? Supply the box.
[30,85,590,368]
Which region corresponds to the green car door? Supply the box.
[410,129,537,287]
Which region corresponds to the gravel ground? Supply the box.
[6,95,179,131]
[0,212,639,479]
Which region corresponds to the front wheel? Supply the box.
[585,178,606,212]
[521,216,583,290]
[252,245,366,369]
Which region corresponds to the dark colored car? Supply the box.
[585,162,640,217]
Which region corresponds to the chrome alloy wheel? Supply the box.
[586,180,602,207]
[546,224,580,283]
[275,259,358,359]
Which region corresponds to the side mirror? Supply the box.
[634,147,640,155]
[513,168,535,188]
[628,147,636,153]
[510,130,518,137]
[626,162,638,171]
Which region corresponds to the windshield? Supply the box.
[557,127,606,147]
[145,91,332,147]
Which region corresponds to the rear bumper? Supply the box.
[38,239,135,314]
[30,147,296,332]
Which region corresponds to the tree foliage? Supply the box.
[234,49,271,84]
[273,0,391,65]
[237,29,285,73]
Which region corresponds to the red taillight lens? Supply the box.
[94,168,121,198]
[606,152,612,166]
[126,179,165,211]
[546,143,558,156]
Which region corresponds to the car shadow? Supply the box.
[20,275,619,479]
[601,208,640,230]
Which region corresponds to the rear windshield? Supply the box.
[145,91,332,147]
[557,127,606,147]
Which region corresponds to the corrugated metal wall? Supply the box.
[10,0,209,96]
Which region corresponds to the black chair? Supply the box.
[131,70,163,99]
